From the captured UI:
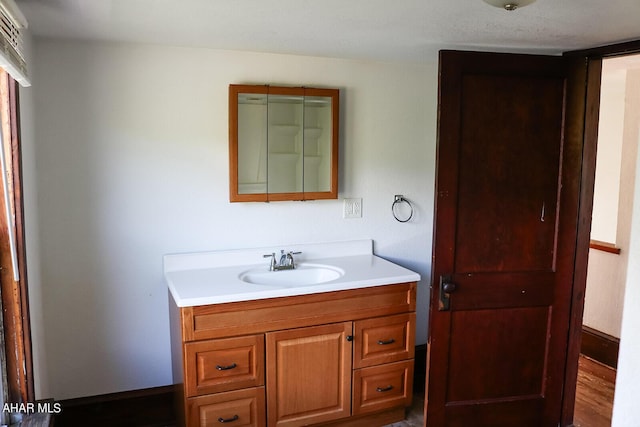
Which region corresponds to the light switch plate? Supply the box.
[343,198,362,218]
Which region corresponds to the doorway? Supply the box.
[574,53,640,426]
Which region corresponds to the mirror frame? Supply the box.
[229,84,339,202]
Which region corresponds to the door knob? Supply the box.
[442,281,457,294]
[439,275,456,311]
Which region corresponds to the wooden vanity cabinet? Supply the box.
[170,282,417,427]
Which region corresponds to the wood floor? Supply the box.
[573,355,616,427]
[54,355,615,426]
[387,355,615,427]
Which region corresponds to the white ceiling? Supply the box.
[14,0,640,63]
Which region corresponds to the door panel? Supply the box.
[447,307,549,401]
[456,74,563,273]
[426,50,587,427]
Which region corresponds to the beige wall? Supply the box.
[29,39,437,400]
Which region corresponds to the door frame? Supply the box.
[562,40,640,426]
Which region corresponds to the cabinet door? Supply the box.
[266,322,352,427]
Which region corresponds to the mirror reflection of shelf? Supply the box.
[238,94,267,105]
[238,182,267,194]
[269,96,304,104]
[268,152,300,157]
[303,127,323,157]
[269,124,301,154]
[304,97,332,106]
[304,156,322,191]
[304,127,323,139]
[268,141,299,154]
[268,153,300,162]
[270,124,301,136]
[269,153,301,193]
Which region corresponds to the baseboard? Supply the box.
[581,325,619,369]
[55,385,177,427]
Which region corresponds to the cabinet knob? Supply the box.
[346,335,354,342]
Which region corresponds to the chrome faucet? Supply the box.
[263,250,302,271]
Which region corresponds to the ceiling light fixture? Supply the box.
[482,0,536,11]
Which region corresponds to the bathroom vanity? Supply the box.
[165,240,420,427]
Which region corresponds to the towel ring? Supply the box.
[392,195,413,223]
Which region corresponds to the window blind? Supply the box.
[0,0,28,87]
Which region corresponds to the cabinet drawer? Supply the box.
[352,360,414,415]
[354,313,415,368]
[185,335,264,396]
[182,283,416,341]
[187,387,265,427]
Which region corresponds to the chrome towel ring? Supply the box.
[392,195,414,223]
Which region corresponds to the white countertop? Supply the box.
[164,240,420,307]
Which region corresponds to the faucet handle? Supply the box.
[263,252,276,271]
[287,251,302,268]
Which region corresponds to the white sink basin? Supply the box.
[239,263,345,287]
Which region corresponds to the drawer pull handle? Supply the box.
[377,338,396,345]
[218,415,239,423]
[216,363,237,371]
[376,385,394,392]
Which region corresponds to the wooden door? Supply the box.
[266,322,352,427]
[426,51,588,427]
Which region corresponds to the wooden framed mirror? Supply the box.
[229,84,339,202]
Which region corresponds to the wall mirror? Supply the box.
[229,85,339,202]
